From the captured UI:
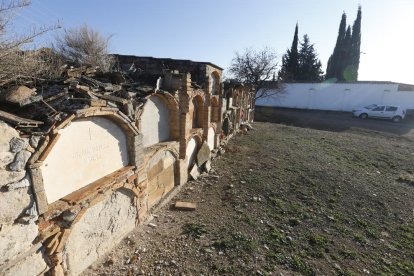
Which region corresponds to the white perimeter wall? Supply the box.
[256,83,414,112]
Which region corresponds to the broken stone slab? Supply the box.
[64,189,137,275]
[203,160,212,173]
[189,164,201,180]
[9,150,31,172]
[174,201,197,211]
[196,142,211,167]
[9,137,29,153]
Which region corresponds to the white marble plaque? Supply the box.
[207,127,215,150]
[186,138,197,169]
[41,117,129,203]
[141,96,171,147]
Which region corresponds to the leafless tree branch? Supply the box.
[228,47,283,100]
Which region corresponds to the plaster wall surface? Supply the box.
[186,138,197,168]
[207,127,215,150]
[256,83,414,111]
[40,117,129,203]
[141,96,171,147]
[64,189,137,276]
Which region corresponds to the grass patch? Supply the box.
[213,232,258,253]
[182,223,206,239]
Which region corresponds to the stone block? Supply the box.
[0,221,38,267]
[9,137,29,153]
[29,136,41,149]
[0,169,26,188]
[0,186,33,224]
[9,150,31,172]
[174,201,197,211]
[196,142,211,167]
[7,175,31,190]
[0,122,19,154]
[3,248,48,276]
[0,152,14,168]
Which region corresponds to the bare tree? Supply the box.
[0,0,62,85]
[228,47,282,100]
[53,25,114,71]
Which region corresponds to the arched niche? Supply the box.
[141,95,172,147]
[185,137,200,169]
[190,95,203,129]
[40,117,130,203]
[210,97,219,123]
[210,72,220,95]
[146,150,177,209]
[207,127,215,150]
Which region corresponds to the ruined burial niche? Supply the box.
[40,117,129,203]
[210,97,219,123]
[207,127,215,151]
[191,95,203,129]
[210,72,220,95]
[141,96,171,147]
[222,117,230,136]
[186,137,198,169]
[147,151,176,209]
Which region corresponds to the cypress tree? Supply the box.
[278,23,300,81]
[349,5,362,80]
[298,35,323,82]
[326,12,347,80]
[326,7,362,81]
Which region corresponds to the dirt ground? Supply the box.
[83,113,414,276]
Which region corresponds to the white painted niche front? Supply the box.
[40,117,129,203]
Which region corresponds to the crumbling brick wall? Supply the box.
[0,56,254,276]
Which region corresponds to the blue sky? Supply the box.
[13,0,414,84]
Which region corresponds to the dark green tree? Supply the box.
[297,35,323,81]
[348,5,362,81]
[326,7,362,81]
[326,12,347,80]
[278,23,299,81]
